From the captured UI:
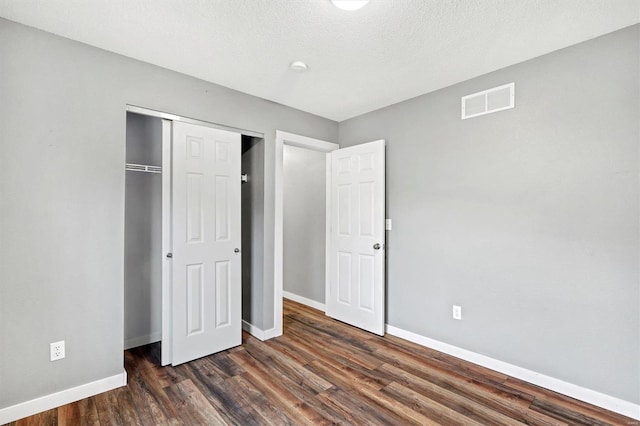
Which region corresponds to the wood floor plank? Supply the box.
[505,377,640,426]
[228,349,340,425]
[377,362,566,425]
[378,362,528,426]
[206,353,245,379]
[93,386,143,426]
[57,398,100,426]
[184,356,226,387]
[127,356,182,424]
[179,357,264,425]
[283,322,385,373]
[163,379,229,425]
[283,301,391,351]
[383,333,511,382]
[244,335,334,393]
[316,387,412,425]
[225,374,297,426]
[307,359,438,425]
[283,328,396,390]
[285,308,384,351]
[13,408,57,426]
[114,386,147,426]
[530,398,629,426]
[382,381,487,426]
[368,337,538,408]
[139,352,188,390]
[365,334,512,385]
[286,307,388,347]
[10,299,637,426]
[264,334,318,365]
[285,320,384,370]
[124,349,183,425]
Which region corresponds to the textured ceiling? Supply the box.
[1,0,638,121]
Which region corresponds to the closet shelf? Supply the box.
[126,163,162,174]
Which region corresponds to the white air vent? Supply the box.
[461,83,515,120]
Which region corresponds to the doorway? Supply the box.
[274,131,339,336]
[282,145,331,309]
[274,131,387,337]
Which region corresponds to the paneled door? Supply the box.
[170,121,242,365]
[327,140,385,335]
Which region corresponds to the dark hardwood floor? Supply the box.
[8,299,638,425]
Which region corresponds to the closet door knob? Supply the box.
[166,253,173,258]
[373,243,381,250]
[234,248,240,253]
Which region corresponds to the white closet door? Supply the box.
[171,121,242,365]
[327,140,385,336]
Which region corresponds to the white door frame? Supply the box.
[160,119,172,366]
[274,130,339,337]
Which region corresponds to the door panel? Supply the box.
[171,121,241,365]
[327,140,385,335]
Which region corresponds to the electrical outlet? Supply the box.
[50,341,65,361]
[385,219,392,230]
[452,305,462,320]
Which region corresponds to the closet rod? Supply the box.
[125,163,162,174]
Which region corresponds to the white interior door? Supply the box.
[327,140,385,335]
[170,121,242,365]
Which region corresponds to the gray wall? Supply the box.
[124,113,162,348]
[0,18,337,409]
[242,136,265,324]
[339,25,640,403]
[283,145,327,303]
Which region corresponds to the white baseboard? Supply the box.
[242,320,281,341]
[124,331,162,350]
[262,327,282,340]
[283,291,326,312]
[0,370,127,424]
[385,325,640,420]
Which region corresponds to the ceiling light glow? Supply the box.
[289,61,309,72]
[331,0,369,11]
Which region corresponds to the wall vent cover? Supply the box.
[461,82,515,120]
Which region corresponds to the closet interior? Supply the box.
[124,112,163,350]
[124,111,266,355]
[241,135,265,327]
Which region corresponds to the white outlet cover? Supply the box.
[452,305,462,320]
[50,340,65,361]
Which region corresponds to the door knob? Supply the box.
[234,248,240,253]
[166,253,173,258]
[373,243,381,250]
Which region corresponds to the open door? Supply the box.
[168,121,242,365]
[326,140,385,336]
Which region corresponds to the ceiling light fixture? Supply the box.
[289,61,309,72]
[331,0,369,11]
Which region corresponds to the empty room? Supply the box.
[0,1,639,424]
